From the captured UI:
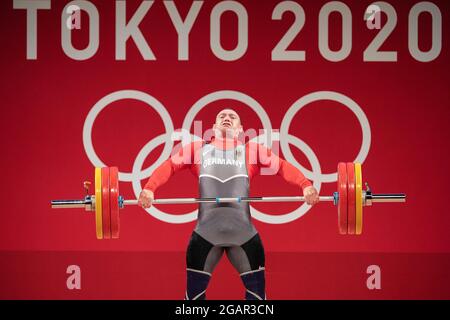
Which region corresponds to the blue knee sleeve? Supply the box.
[186,269,211,300]
[240,269,266,300]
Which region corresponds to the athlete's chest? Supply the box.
[200,144,247,177]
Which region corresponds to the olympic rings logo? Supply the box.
[83,90,371,224]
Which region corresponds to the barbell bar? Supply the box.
[51,163,406,239]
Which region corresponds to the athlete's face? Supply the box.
[213,109,243,138]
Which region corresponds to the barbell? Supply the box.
[51,162,406,239]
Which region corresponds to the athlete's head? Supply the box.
[213,108,243,139]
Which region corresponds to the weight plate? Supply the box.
[355,163,363,235]
[101,167,111,239]
[94,167,103,239]
[346,162,356,235]
[109,166,120,239]
[337,162,348,235]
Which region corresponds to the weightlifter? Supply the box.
[138,109,319,300]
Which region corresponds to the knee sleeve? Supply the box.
[186,269,211,300]
[185,232,223,300]
[186,232,214,270]
[241,233,265,270]
[240,269,266,300]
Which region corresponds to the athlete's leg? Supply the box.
[226,233,266,300]
[185,231,224,300]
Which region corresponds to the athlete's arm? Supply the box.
[138,141,201,208]
[248,142,319,205]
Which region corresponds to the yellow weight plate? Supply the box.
[355,163,363,235]
[95,167,103,239]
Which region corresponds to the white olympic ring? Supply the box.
[83,89,371,224]
[83,90,174,182]
[280,91,371,183]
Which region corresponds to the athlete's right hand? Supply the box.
[138,189,154,209]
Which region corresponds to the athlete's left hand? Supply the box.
[303,186,319,205]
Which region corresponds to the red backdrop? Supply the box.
[0,0,449,299]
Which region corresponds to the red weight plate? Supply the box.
[101,167,111,239]
[346,162,356,235]
[109,166,120,239]
[337,162,348,235]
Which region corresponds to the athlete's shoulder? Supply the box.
[183,140,205,149]
[246,141,269,150]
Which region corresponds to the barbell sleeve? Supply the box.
[51,199,90,209]
[365,193,406,205]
